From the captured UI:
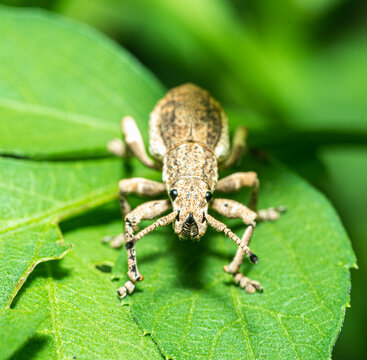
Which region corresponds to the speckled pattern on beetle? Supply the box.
[104,83,285,298]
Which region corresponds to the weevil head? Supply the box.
[168,179,213,241]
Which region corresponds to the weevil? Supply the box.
[105,83,284,298]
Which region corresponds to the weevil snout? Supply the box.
[169,179,211,240]
[176,211,205,240]
[181,213,199,239]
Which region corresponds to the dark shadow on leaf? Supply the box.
[11,334,49,360]
[137,251,167,265]
[95,262,113,273]
[11,260,70,309]
[168,235,209,290]
[60,203,121,234]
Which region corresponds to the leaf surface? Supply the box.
[0,6,163,358]
[118,159,356,359]
[12,206,162,360]
[0,5,357,360]
[0,310,46,360]
[0,156,121,309]
[0,4,160,315]
[0,6,163,159]
[12,159,357,359]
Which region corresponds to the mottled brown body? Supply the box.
[151,84,229,239]
[149,83,229,163]
[105,83,284,298]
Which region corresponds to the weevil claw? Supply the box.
[118,281,135,299]
[117,286,127,298]
[249,253,258,264]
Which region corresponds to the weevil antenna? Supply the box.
[205,213,258,263]
[133,211,178,244]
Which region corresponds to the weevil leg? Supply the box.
[209,199,263,293]
[118,177,166,217]
[221,125,248,169]
[216,171,259,210]
[107,138,126,157]
[216,171,285,219]
[210,198,257,225]
[107,116,160,169]
[118,204,176,298]
[257,206,287,221]
[122,116,160,169]
[102,178,166,248]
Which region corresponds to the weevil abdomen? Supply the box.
[149,83,230,163]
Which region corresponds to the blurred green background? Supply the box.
[2,0,366,358]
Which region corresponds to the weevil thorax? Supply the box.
[163,143,218,240]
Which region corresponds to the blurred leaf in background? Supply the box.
[0,0,366,359]
[0,0,59,9]
[59,0,367,134]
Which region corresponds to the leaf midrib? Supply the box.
[0,97,117,133]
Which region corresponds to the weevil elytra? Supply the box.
[105,83,284,298]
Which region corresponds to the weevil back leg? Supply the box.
[107,138,126,157]
[257,206,287,221]
[216,171,259,210]
[216,171,286,220]
[107,116,161,169]
[220,125,248,169]
[121,116,161,169]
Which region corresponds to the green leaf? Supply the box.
[316,147,367,358]
[0,3,160,323]
[12,206,162,359]
[12,159,356,359]
[0,5,163,159]
[0,221,70,310]
[0,310,46,360]
[0,5,357,359]
[119,158,356,359]
[0,156,122,310]
[0,6,162,357]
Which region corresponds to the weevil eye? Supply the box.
[205,191,213,202]
[170,189,178,201]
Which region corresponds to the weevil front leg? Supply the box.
[102,178,166,248]
[209,199,262,293]
[216,172,285,220]
[118,202,176,298]
[108,116,160,169]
